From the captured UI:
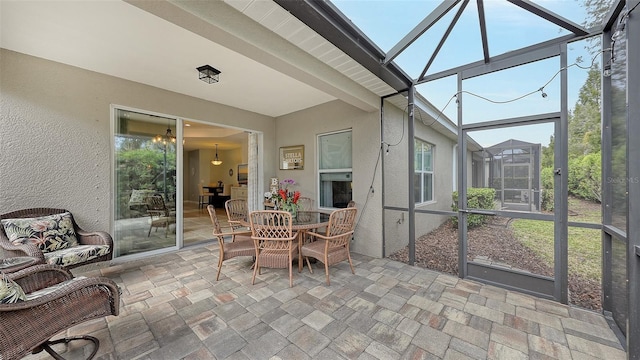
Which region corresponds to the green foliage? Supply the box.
[540,67,602,204]
[569,68,602,159]
[451,188,496,228]
[568,152,602,202]
[115,143,177,218]
[511,218,602,282]
[541,135,555,169]
[540,167,554,211]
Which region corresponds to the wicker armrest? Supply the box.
[0,240,44,261]
[76,229,113,247]
[0,275,120,315]
[306,230,354,242]
[8,264,74,293]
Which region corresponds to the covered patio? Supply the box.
[2,0,639,358]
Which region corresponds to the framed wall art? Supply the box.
[279,145,304,170]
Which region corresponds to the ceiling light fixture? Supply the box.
[152,121,176,145]
[211,144,223,166]
[197,65,221,84]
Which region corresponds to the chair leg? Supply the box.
[347,253,355,274]
[216,255,224,281]
[39,335,99,360]
[324,262,331,286]
[305,257,314,273]
[288,254,293,288]
[252,257,259,285]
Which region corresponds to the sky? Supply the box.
[331,0,603,147]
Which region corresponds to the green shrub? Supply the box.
[540,167,554,211]
[451,188,496,228]
[568,152,601,202]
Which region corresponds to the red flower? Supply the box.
[293,191,300,204]
[279,189,287,201]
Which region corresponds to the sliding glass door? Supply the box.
[113,108,178,257]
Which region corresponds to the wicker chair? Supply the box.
[297,197,314,211]
[249,211,299,287]
[207,205,255,281]
[146,194,176,237]
[300,207,357,285]
[0,208,113,270]
[0,264,120,360]
[225,199,248,232]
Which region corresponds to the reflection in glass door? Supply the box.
[113,108,178,257]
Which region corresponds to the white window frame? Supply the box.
[415,138,434,204]
[317,129,352,209]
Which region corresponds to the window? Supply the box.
[414,138,434,203]
[318,130,352,208]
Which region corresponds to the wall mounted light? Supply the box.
[197,65,221,84]
[211,144,223,166]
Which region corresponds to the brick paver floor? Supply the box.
[23,244,626,359]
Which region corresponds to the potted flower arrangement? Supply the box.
[264,179,301,217]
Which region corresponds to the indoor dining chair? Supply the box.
[207,205,254,281]
[249,210,298,287]
[300,207,357,285]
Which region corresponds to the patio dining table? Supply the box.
[240,210,331,269]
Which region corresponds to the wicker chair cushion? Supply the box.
[222,240,255,260]
[24,276,87,300]
[0,275,26,304]
[1,212,79,253]
[300,240,348,265]
[44,245,111,267]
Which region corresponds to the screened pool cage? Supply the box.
[473,139,542,212]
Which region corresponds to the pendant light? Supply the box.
[211,144,222,166]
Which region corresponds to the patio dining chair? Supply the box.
[225,199,248,232]
[297,197,314,211]
[207,205,254,281]
[249,210,298,287]
[146,194,175,237]
[300,207,357,285]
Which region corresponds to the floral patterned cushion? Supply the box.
[129,189,156,206]
[1,212,79,253]
[44,245,110,267]
[0,274,26,304]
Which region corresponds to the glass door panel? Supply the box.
[114,109,177,257]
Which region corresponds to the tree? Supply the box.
[568,67,602,158]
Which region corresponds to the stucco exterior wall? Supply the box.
[381,100,458,257]
[0,49,275,232]
[274,100,382,258]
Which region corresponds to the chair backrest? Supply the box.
[249,211,294,241]
[146,194,167,214]
[206,205,222,235]
[297,197,314,211]
[326,207,357,237]
[225,199,248,222]
[221,183,231,196]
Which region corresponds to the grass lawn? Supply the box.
[511,197,602,281]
